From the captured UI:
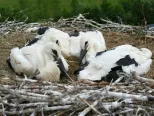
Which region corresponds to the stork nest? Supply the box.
[0,19,154,115]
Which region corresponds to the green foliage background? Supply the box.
[0,0,154,25]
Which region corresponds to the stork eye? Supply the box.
[52,49,58,57]
[56,40,59,46]
[85,41,88,47]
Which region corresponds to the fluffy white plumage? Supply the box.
[78,44,152,81]
[40,42,69,72]
[24,28,71,57]
[36,61,60,82]
[79,30,106,64]
[37,28,71,57]
[34,42,65,82]
[10,47,33,75]
[70,36,81,57]
[21,44,45,73]
[9,42,69,82]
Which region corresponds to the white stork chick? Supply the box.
[79,30,106,64]
[8,42,70,82]
[77,44,152,81]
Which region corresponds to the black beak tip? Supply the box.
[74,69,79,75]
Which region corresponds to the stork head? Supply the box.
[43,42,61,59]
[43,42,71,80]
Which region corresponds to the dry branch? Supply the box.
[78,98,102,116]
[0,74,154,115]
[145,35,154,39]
[79,100,98,116]
[1,13,152,35]
[134,73,154,84]
[0,105,71,115]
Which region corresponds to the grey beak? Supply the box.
[79,48,87,65]
[52,49,73,82]
[57,58,73,82]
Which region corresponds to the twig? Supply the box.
[134,73,154,84]
[0,105,71,115]
[78,97,102,116]
[136,107,150,116]
[145,35,154,39]
[79,100,98,116]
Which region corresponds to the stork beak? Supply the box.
[74,61,89,75]
[57,58,73,82]
[79,48,87,65]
